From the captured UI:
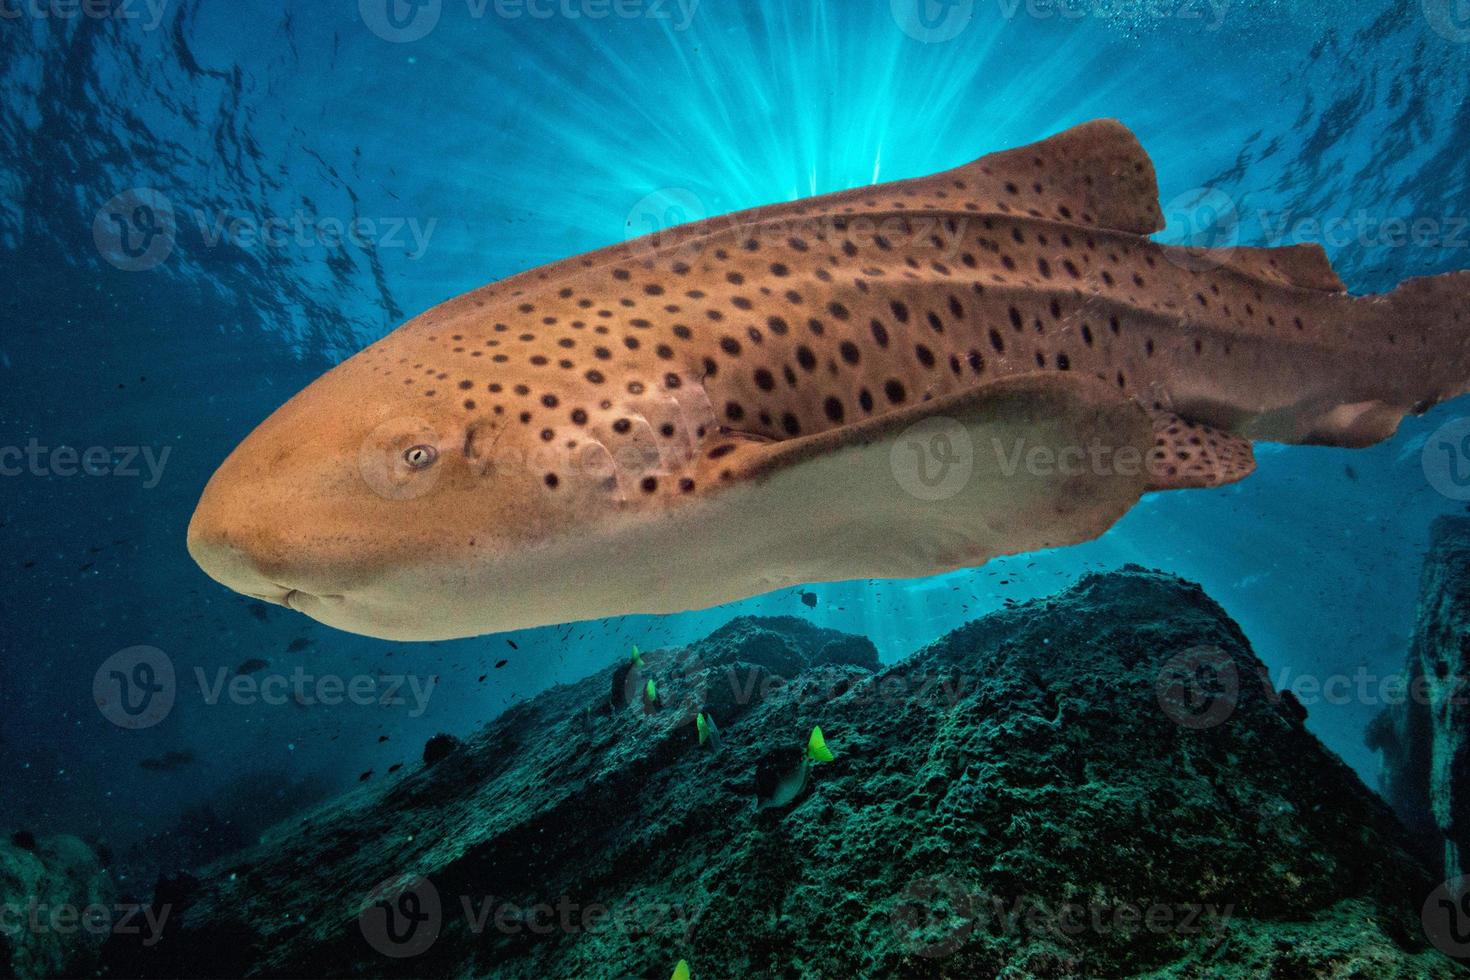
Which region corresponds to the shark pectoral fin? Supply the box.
[690,374,1155,582]
[1215,243,1347,293]
[944,119,1165,236]
[1146,412,1256,491]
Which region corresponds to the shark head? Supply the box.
[186,334,625,640]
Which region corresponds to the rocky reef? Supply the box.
[98,569,1462,978]
[0,833,117,978]
[1369,515,1470,886]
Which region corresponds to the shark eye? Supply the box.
[403,444,438,470]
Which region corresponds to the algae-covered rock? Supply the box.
[1370,515,1470,886]
[101,570,1463,978]
[1,833,117,978]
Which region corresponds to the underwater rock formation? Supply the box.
[101,572,1459,978]
[1369,516,1470,885]
[0,833,117,978]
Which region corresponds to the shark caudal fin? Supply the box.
[1297,270,1470,448]
[1377,270,1470,359]
[1383,268,1470,407]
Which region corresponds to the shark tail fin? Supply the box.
[949,119,1164,237]
[1377,270,1470,343]
[1378,269,1470,412]
[1291,270,1470,449]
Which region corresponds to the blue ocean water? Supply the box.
[1,0,1468,887]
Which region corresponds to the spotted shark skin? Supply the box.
[188,120,1470,640]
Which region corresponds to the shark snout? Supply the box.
[187,469,350,607]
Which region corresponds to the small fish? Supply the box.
[1344,464,1359,482]
[807,726,834,764]
[696,712,722,753]
[236,658,269,676]
[286,637,312,653]
[388,763,403,774]
[494,659,508,669]
[359,770,373,782]
[139,750,196,772]
[799,591,817,609]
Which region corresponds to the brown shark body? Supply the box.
[188,120,1470,640]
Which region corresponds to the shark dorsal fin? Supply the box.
[1214,243,1347,293]
[940,119,1165,236]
